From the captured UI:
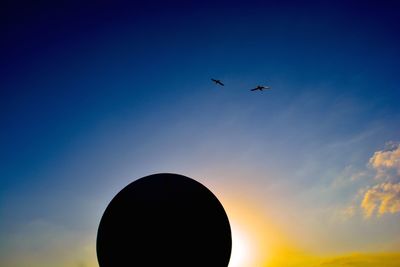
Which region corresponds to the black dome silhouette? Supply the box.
[96,173,232,267]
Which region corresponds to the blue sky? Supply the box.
[1,1,400,266]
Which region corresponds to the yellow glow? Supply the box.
[217,194,280,267]
[204,175,321,266]
[229,223,254,267]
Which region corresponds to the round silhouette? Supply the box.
[97,173,232,267]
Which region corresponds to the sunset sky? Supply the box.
[1,1,400,266]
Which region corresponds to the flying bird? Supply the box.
[211,78,224,86]
[250,85,271,91]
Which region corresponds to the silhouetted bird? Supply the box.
[250,85,271,91]
[211,78,224,86]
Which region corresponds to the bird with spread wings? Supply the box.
[211,78,224,86]
[250,85,271,91]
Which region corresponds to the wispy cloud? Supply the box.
[0,219,97,267]
[316,253,400,267]
[267,252,400,267]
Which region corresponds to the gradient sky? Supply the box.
[1,1,400,266]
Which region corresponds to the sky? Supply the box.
[1,1,400,266]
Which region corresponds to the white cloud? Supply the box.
[356,142,400,218]
[339,142,400,219]
[361,182,400,218]
[369,142,400,180]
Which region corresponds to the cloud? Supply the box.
[338,142,400,219]
[369,142,400,179]
[317,253,400,267]
[268,253,400,267]
[0,219,97,267]
[355,142,400,218]
[361,182,400,217]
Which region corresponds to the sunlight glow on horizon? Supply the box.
[216,190,276,267]
[229,223,254,267]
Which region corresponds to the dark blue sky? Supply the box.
[1,1,400,266]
